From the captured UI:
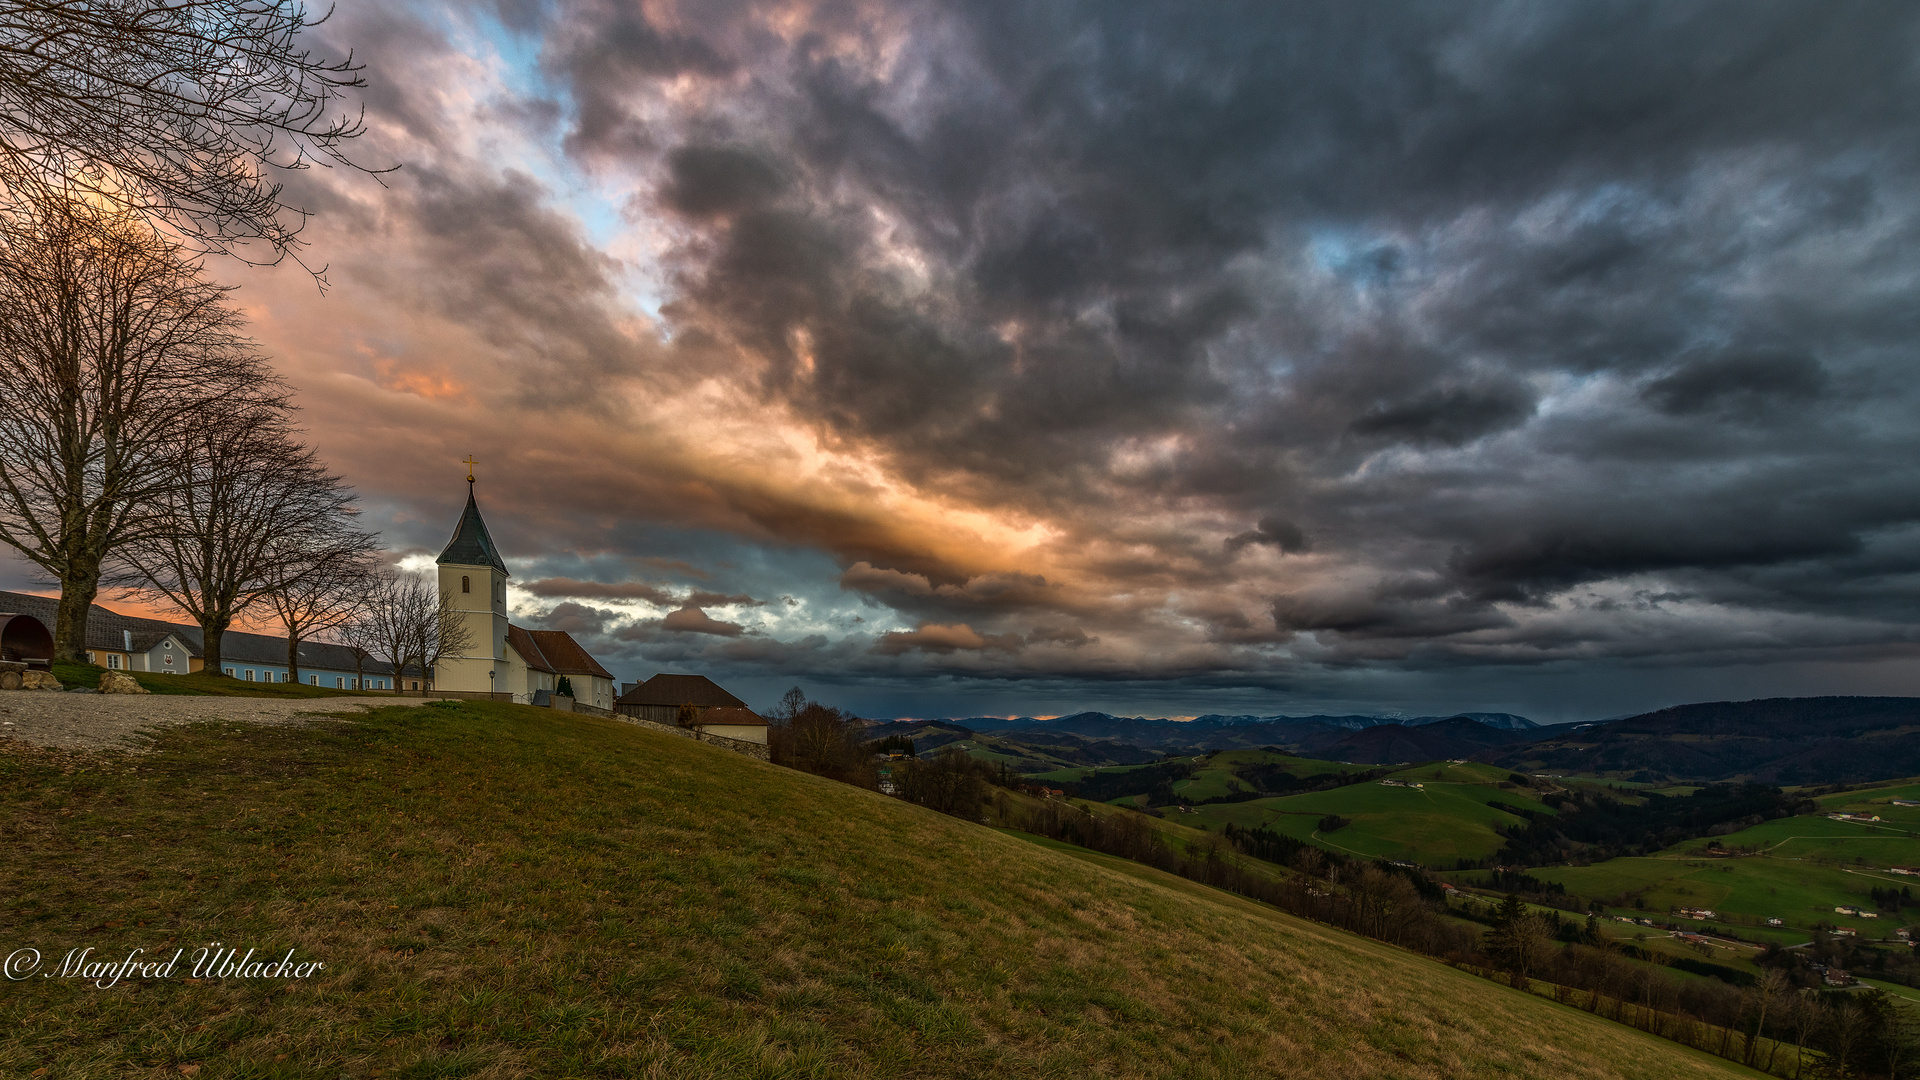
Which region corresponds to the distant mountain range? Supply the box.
[1485,696,1920,784]
[877,696,1920,785]
[872,709,1549,764]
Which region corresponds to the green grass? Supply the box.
[0,700,1763,1079]
[1532,855,1916,937]
[1188,779,1556,865]
[50,662,392,698]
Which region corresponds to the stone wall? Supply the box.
[605,712,771,761]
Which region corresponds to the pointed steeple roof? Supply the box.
[436,487,509,574]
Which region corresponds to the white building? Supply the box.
[431,479,615,707]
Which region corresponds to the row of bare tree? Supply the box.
[0,3,447,683]
[0,193,463,680]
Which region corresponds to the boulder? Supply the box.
[99,670,149,695]
[20,670,62,691]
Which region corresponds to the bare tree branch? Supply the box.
[0,0,383,268]
[263,533,375,682]
[0,189,277,661]
[345,568,468,692]
[115,408,362,672]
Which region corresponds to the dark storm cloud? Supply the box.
[521,577,760,608]
[1226,517,1310,556]
[1640,348,1830,417]
[1347,381,1537,448]
[659,605,749,637]
[239,0,1920,718]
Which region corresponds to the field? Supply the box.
[0,698,1764,1078]
[1188,775,1558,866]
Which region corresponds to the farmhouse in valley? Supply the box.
[615,673,770,745]
[431,476,616,709]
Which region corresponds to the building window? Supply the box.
[107,654,121,669]
[86,652,96,664]
[462,575,470,593]
[225,667,235,677]
[309,675,318,686]
[245,670,255,681]
[335,677,344,688]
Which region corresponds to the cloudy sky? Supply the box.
[10,0,1920,722]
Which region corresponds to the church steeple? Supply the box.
[436,480,509,575]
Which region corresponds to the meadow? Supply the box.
[1188,775,1558,866]
[0,697,1765,1079]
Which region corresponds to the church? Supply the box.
[432,475,616,710]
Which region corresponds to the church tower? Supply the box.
[434,466,511,695]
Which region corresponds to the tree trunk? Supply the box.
[53,569,99,663]
[354,654,364,690]
[286,632,301,684]
[202,620,230,674]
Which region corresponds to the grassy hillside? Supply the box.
[0,699,1768,1078]
[1188,773,1557,866]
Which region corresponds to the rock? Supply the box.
[19,670,62,691]
[99,671,149,695]
[0,670,20,690]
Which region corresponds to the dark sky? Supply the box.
[10,0,1920,721]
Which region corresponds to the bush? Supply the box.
[1319,814,1351,832]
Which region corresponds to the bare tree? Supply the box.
[117,412,360,672]
[355,569,469,693]
[0,0,379,263]
[0,192,273,661]
[264,539,375,683]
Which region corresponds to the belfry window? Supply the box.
[462,575,470,593]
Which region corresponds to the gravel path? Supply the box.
[0,692,407,753]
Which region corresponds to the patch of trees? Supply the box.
[1063,760,1193,805]
[1454,867,1570,906]
[894,749,997,817]
[1493,783,1812,867]
[1870,885,1914,912]
[768,690,878,790]
[1463,899,1920,1076]
[1186,764,1378,805]
[1762,933,1920,994]
[868,734,916,756]
[1318,814,1351,832]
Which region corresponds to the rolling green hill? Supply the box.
[1185,764,1558,866]
[0,699,1761,1078]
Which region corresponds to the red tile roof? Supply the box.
[524,628,614,678]
[507,625,613,679]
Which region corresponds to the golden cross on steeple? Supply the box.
[462,455,478,484]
